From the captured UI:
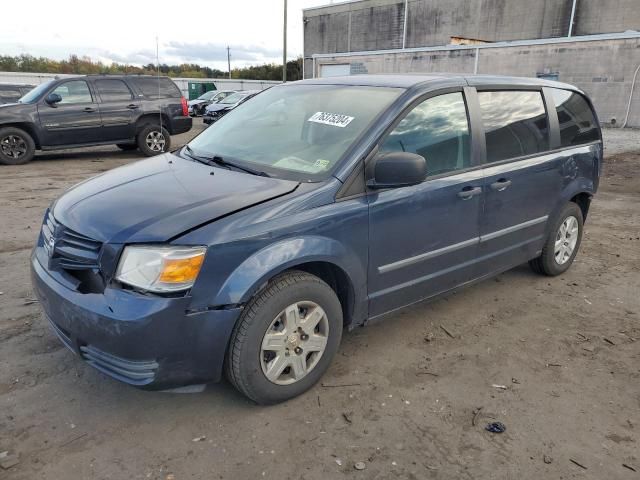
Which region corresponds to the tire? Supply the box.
[226,270,343,405]
[0,127,36,165]
[529,202,584,276]
[136,124,171,157]
[116,143,138,151]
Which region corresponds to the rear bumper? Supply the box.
[31,250,241,389]
[171,116,193,135]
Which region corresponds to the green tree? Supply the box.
[0,53,304,81]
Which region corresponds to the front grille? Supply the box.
[80,345,158,386]
[42,211,102,270]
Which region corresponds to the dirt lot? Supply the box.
[1,124,639,479]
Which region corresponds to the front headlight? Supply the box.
[115,246,206,293]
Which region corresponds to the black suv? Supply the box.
[0,75,192,165]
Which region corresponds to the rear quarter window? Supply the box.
[94,79,133,102]
[478,90,550,163]
[549,89,600,147]
[129,77,181,99]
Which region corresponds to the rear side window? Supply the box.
[95,79,133,102]
[129,77,181,99]
[478,91,549,163]
[549,89,600,147]
[380,92,471,177]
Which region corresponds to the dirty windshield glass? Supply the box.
[187,84,402,180]
[198,91,217,100]
[219,92,247,104]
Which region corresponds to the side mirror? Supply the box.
[367,151,427,189]
[45,93,62,105]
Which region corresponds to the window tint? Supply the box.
[550,89,600,147]
[95,79,133,102]
[130,77,181,99]
[380,92,471,177]
[51,81,92,104]
[478,91,549,162]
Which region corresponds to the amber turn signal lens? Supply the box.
[159,253,205,283]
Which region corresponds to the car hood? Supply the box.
[0,102,22,112]
[205,103,234,113]
[188,99,207,106]
[52,152,299,244]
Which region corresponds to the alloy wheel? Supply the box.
[1,134,27,159]
[145,130,166,152]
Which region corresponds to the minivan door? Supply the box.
[473,89,562,273]
[92,79,137,141]
[37,80,102,146]
[367,90,483,317]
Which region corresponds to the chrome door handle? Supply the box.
[490,179,512,191]
[457,186,482,200]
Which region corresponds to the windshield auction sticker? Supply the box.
[308,112,354,128]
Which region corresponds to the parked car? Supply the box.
[188,90,236,116]
[32,74,602,404]
[0,75,192,165]
[0,83,35,105]
[202,90,261,125]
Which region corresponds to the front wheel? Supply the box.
[137,124,171,157]
[0,127,36,165]
[226,271,343,404]
[529,202,584,276]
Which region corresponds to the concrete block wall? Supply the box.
[405,0,573,47]
[312,37,640,127]
[575,0,640,36]
[304,0,640,57]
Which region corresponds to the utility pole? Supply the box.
[227,46,231,79]
[283,0,287,83]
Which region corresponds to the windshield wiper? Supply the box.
[183,145,269,177]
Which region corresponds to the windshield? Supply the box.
[197,90,217,101]
[220,92,249,104]
[187,84,402,180]
[19,80,54,103]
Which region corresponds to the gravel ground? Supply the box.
[602,126,640,155]
[0,121,639,479]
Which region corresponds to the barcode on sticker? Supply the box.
[308,112,354,128]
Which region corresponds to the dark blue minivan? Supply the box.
[31,74,602,404]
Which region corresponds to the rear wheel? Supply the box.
[137,124,171,157]
[529,202,583,276]
[226,271,343,404]
[0,127,35,165]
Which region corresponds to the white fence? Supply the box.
[0,72,280,97]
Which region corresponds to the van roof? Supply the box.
[294,73,579,92]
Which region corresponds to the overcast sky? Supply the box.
[0,0,332,70]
